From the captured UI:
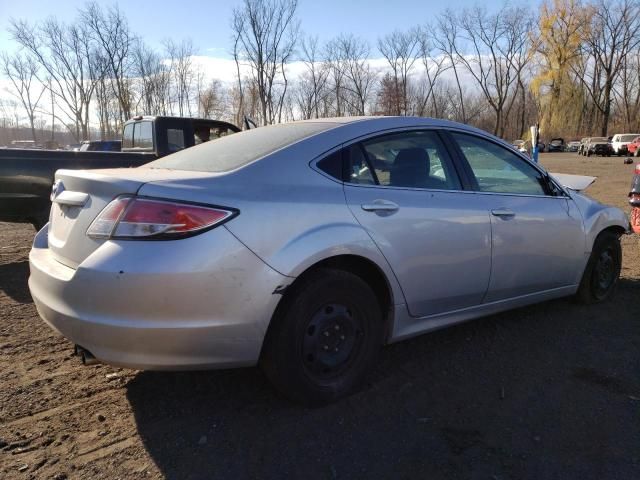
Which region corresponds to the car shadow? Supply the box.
[127,279,640,479]
[0,260,32,304]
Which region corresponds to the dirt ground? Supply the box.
[0,153,639,480]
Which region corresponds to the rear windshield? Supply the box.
[148,122,336,172]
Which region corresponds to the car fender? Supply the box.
[245,221,405,307]
[570,191,629,251]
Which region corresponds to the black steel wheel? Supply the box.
[301,303,364,380]
[576,231,622,304]
[261,268,384,406]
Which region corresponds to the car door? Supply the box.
[343,130,492,318]
[449,131,585,303]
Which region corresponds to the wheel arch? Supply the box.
[262,254,398,361]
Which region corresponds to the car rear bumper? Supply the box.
[29,225,291,370]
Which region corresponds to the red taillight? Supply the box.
[87,197,235,239]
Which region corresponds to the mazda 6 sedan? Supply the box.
[29,116,628,405]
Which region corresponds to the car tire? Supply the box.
[575,231,622,304]
[261,268,384,406]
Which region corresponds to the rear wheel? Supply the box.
[575,231,622,304]
[261,268,384,406]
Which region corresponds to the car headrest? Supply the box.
[390,148,430,187]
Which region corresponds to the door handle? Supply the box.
[491,208,515,218]
[361,200,399,212]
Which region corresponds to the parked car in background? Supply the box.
[627,136,640,156]
[547,138,565,152]
[536,141,545,153]
[584,137,613,157]
[611,133,640,156]
[29,116,628,405]
[566,140,581,152]
[78,140,122,152]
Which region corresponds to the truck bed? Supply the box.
[0,148,157,227]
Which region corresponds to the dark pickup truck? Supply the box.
[0,116,240,228]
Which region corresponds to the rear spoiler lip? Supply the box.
[549,172,597,192]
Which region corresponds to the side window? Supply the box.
[167,128,186,153]
[358,130,461,190]
[346,144,375,185]
[317,150,343,180]
[133,121,153,149]
[122,124,134,149]
[452,133,548,196]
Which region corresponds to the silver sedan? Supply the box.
[29,117,628,405]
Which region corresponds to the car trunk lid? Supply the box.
[48,167,213,268]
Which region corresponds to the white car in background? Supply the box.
[611,133,640,156]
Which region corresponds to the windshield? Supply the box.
[621,134,638,142]
[149,122,336,172]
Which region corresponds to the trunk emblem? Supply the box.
[50,180,65,201]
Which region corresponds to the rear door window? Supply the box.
[350,130,461,190]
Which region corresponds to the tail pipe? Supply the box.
[74,345,100,366]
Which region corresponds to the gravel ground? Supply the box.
[0,153,639,479]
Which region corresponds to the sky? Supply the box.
[0,0,538,59]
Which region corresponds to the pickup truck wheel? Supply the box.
[575,231,622,304]
[261,268,383,406]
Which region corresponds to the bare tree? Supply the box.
[416,25,449,117]
[165,39,197,116]
[332,34,377,115]
[432,11,467,122]
[199,79,227,119]
[378,28,420,115]
[453,5,534,136]
[131,40,171,117]
[232,0,300,125]
[575,0,640,136]
[300,35,330,118]
[81,2,134,124]
[1,52,46,143]
[10,17,104,140]
[325,39,347,116]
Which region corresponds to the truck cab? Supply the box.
[121,116,239,156]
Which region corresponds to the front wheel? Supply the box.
[261,268,384,406]
[575,231,622,304]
